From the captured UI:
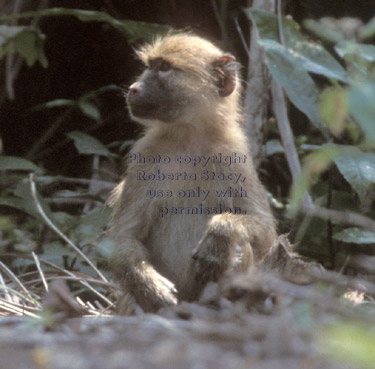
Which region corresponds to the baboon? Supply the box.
[109,33,277,314]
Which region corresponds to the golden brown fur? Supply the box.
[109,33,277,314]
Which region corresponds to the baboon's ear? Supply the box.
[213,54,238,97]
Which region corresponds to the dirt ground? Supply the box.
[0,267,367,369]
[1,237,373,369]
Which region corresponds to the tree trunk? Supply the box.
[243,0,275,167]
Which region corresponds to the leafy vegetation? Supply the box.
[0,3,375,367]
[246,10,375,367]
[247,9,375,262]
[0,6,172,316]
[0,7,171,45]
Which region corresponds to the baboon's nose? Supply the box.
[129,82,143,94]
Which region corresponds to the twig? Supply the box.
[276,0,285,45]
[0,284,40,305]
[57,176,117,187]
[0,272,13,302]
[38,257,114,306]
[30,0,49,28]
[234,17,249,56]
[45,198,103,206]
[0,253,115,307]
[211,0,229,47]
[271,79,313,208]
[35,258,115,307]
[29,174,108,283]
[5,54,16,100]
[211,0,224,35]
[23,275,115,289]
[86,301,96,311]
[1,253,115,290]
[4,0,22,100]
[271,80,301,181]
[75,296,104,316]
[32,251,48,292]
[26,107,73,160]
[31,106,126,161]
[0,299,40,318]
[0,261,34,301]
[302,204,375,232]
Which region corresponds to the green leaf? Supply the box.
[290,144,341,210]
[0,197,27,213]
[358,17,375,41]
[33,85,121,119]
[12,179,55,222]
[320,86,348,136]
[303,19,344,44]
[335,41,375,62]
[88,84,122,94]
[43,241,72,256]
[246,9,348,82]
[119,140,136,152]
[53,211,80,230]
[333,147,375,203]
[96,235,115,259]
[41,241,78,266]
[13,229,37,253]
[33,99,75,110]
[0,8,171,43]
[68,131,112,157]
[0,179,55,222]
[348,83,375,145]
[264,139,284,156]
[259,39,327,135]
[334,228,375,244]
[54,190,79,197]
[0,25,26,45]
[0,25,47,67]
[54,189,101,200]
[0,155,43,173]
[326,190,358,212]
[78,100,101,121]
[72,208,111,246]
[81,84,123,100]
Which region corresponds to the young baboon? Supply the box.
[109,33,277,314]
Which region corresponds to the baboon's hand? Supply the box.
[149,273,178,307]
[192,231,230,284]
[136,267,178,312]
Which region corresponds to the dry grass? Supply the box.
[0,253,115,318]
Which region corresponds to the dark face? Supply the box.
[127,58,193,124]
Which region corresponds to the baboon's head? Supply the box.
[126,33,239,125]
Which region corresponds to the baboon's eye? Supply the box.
[159,60,172,72]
